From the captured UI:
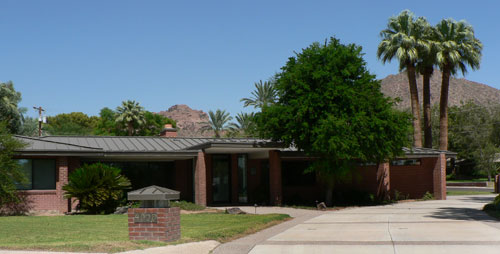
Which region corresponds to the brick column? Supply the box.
[433,153,447,200]
[128,207,180,242]
[194,151,207,206]
[56,157,69,213]
[269,150,282,206]
[376,162,390,201]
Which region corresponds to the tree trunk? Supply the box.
[407,64,422,147]
[439,68,451,151]
[127,122,134,136]
[423,67,433,148]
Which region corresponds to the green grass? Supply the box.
[446,190,495,195]
[0,213,289,253]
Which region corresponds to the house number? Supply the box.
[134,213,158,223]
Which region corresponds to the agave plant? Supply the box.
[63,163,131,214]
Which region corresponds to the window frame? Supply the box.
[16,159,57,190]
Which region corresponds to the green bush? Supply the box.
[483,194,500,211]
[171,200,205,211]
[63,163,131,214]
[421,192,435,201]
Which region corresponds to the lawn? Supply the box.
[0,213,289,253]
[446,190,494,195]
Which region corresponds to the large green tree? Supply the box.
[115,100,146,136]
[0,81,24,134]
[0,123,27,207]
[45,112,98,136]
[378,10,429,148]
[258,37,411,204]
[434,19,482,150]
[137,111,176,136]
[201,109,233,138]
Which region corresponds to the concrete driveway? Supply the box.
[249,195,500,254]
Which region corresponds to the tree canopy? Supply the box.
[0,123,27,207]
[45,112,99,136]
[258,37,411,174]
[0,81,24,134]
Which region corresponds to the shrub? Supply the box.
[171,200,205,211]
[0,192,33,216]
[63,163,131,214]
[483,194,500,211]
[421,192,435,201]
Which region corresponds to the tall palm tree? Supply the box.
[115,100,146,136]
[378,10,429,148]
[416,20,439,148]
[434,19,482,150]
[229,112,256,137]
[241,80,277,109]
[201,109,233,138]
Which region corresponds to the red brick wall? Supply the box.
[128,207,180,242]
[433,153,446,200]
[194,152,207,206]
[390,157,437,199]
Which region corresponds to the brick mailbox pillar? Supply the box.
[127,185,181,242]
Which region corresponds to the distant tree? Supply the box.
[378,10,429,148]
[241,80,277,109]
[93,107,120,136]
[201,109,233,138]
[137,111,176,136]
[115,100,146,136]
[18,117,39,137]
[0,123,27,207]
[434,18,482,150]
[258,37,411,204]
[228,112,256,137]
[45,112,98,136]
[0,81,24,134]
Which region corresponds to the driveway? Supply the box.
[248,195,500,254]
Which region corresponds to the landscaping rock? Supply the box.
[226,208,246,214]
[114,206,129,214]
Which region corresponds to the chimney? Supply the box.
[160,124,177,137]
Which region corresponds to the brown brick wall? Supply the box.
[194,152,207,206]
[128,207,180,242]
[433,153,446,200]
[390,157,437,199]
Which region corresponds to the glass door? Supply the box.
[212,155,231,203]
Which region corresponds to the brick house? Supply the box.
[13,129,455,213]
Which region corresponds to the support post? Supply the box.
[194,151,207,206]
[433,153,447,200]
[376,162,391,201]
[269,150,282,206]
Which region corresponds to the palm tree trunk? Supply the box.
[127,122,134,136]
[407,64,423,147]
[423,67,433,148]
[439,68,451,151]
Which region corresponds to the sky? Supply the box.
[1,0,499,118]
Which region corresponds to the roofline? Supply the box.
[15,135,103,150]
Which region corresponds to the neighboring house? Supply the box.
[14,127,455,213]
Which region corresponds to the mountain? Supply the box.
[380,71,500,109]
[157,105,213,137]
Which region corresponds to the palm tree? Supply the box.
[201,109,233,138]
[378,10,429,148]
[229,112,256,137]
[416,21,439,148]
[434,19,482,150]
[115,100,146,136]
[241,80,277,109]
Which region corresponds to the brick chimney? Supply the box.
[160,124,177,137]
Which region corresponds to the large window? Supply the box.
[17,159,56,190]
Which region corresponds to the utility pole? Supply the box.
[33,106,45,137]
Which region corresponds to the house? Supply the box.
[13,127,455,213]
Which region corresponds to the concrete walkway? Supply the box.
[248,195,500,254]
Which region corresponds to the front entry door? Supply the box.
[212,155,231,203]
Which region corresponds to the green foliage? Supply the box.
[171,200,205,211]
[201,109,233,138]
[115,100,146,136]
[240,80,277,109]
[0,123,27,207]
[0,81,24,134]
[228,112,257,137]
[63,163,131,214]
[137,111,176,136]
[258,37,411,177]
[45,112,98,136]
[18,117,39,137]
[393,190,410,201]
[94,107,120,136]
[484,195,500,211]
[421,192,435,200]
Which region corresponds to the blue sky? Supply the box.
[1,0,498,118]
